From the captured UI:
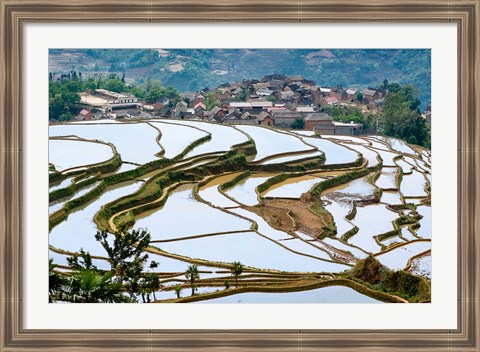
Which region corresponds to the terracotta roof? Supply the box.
[194,102,206,110]
[362,88,377,96]
[324,97,338,103]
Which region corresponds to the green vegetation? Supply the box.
[344,256,430,302]
[185,264,200,296]
[219,171,252,191]
[379,82,430,148]
[231,261,244,287]
[49,73,179,121]
[291,118,305,129]
[310,169,371,199]
[94,229,151,299]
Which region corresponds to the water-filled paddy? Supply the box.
[323,201,354,237]
[375,240,431,271]
[321,134,370,145]
[225,174,271,206]
[375,167,399,190]
[261,150,323,165]
[49,181,143,256]
[157,230,349,272]
[149,121,209,159]
[49,139,113,172]
[407,252,431,279]
[49,181,100,215]
[401,169,428,197]
[134,184,251,240]
[198,173,243,208]
[48,121,432,303]
[395,158,414,174]
[380,191,403,204]
[372,148,400,166]
[347,145,380,167]
[263,174,326,199]
[161,120,248,157]
[302,137,360,165]
[50,122,162,164]
[49,176,75,191]
[373,136,418,155]
[415,206,432,239]
[194,285,382,303]
[323,175,377,204]
[236,125,313,162]
[348,204,399,253]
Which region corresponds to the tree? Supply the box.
[185,264,199,296]
[142,273,160,302]
[381,88,430,148]
[356,92,364,103]
[49,259,66,302]
[174,285,183,299]
[231,261,244,287]
[67,248,98,271]
[291,118,305,130]
[61,270,132,303]
[94,229,151,299]
[204,92,220,110]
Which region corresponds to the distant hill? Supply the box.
[49,49,431,107]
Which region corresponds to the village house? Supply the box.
[332,121,364,136]
[256,87,274,97]
[305,113,335,132]
[194,102,206,118]
[329,89,347,102]
[278,90,296,101]
[249,101,273,112]
[345,88,358,101]
[319,96,339,107]
[174,100,188,118]
[256,111,274,126]
[76,108,92,121]
[271,110,303,128]
[206,106,225,123]
[362,88,381,103]
[93,89,138,105]
[295,106,316,113]
[285,75,304,84]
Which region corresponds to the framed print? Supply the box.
[1,0,479,351]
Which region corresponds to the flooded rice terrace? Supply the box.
[49,120,431,303]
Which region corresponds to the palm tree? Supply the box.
[49,258,66,302]
[62,269,132,303]
[143,273,160,302]
[185,265,199,296]
[231,261,244,287]
[174,285,182,299]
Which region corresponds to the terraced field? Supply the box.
[49,120,432,303]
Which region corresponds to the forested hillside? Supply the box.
[49,49,430,106]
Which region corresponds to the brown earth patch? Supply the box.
[244,198,334,238]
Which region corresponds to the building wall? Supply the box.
[259,117,274,126]
[334,126,363,136]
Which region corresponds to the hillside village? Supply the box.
[52,72,431,137]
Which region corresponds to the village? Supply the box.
[70,73,431,136]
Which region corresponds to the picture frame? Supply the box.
[1,0,479,350]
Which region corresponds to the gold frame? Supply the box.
[1,0,479,350]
